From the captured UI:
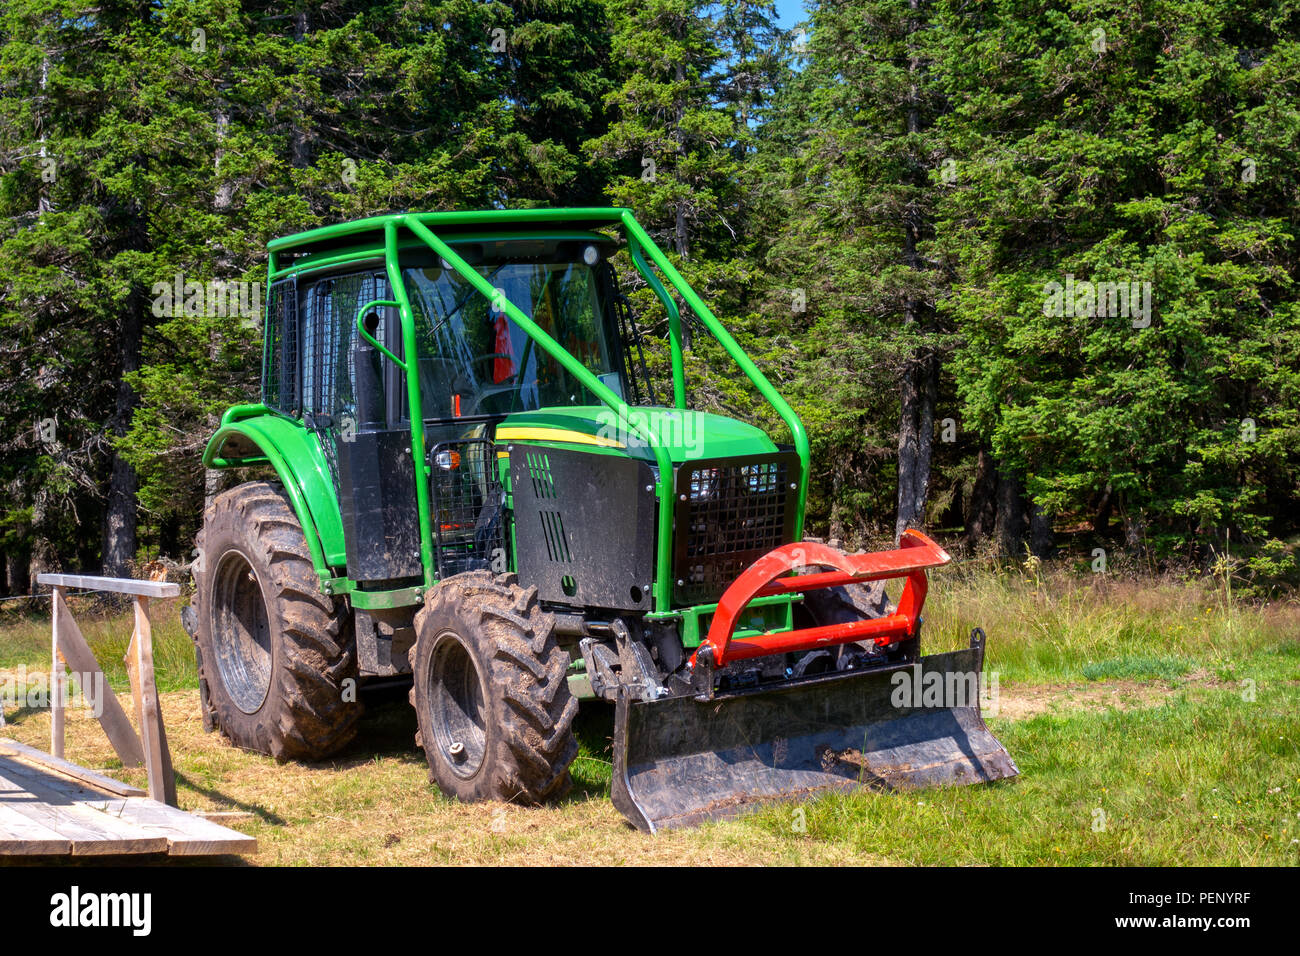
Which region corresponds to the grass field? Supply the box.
[1,566,1297,866]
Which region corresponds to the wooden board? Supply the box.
[0,763,168,855]
[126,596,176,806]
[0,803,72,855]
[36,573,180,599]
[0,754,255,857]
[0,737,146,797]
[51,588,145,768]
[71,793,257,857]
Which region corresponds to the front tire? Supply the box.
[192,481,362,760]
[410,572,578,804]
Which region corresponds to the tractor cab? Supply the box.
[401,235,645,422]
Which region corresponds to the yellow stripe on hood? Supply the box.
[494,426,625,449]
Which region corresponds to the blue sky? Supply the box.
[774,0,806,29]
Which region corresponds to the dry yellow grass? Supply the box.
[1,687,884,866]
[2,674,1219,866]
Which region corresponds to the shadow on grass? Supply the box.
[324,680,619,804]
[173,770,288,827]
[289,685,429,773]
[569,701,615,801]
[1,705,48,725]
[231,679,620,816]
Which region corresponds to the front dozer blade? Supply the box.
[611,638,1018,833]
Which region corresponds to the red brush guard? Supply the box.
[690,530,952,669]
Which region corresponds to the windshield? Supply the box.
[402,260,629,419]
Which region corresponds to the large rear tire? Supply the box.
[409,571,577,804]
[192,481,362,760]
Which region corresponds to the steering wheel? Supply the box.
[465,353,509,382]
[454,356,514,390]
[455,354,520,416]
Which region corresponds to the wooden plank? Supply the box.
[0,761,167,855]
[51,586,64,760]
[75,797,257,857]
[0,757,253,857]
[36,573,179,598]
[0,803,72,855]
[127,597,176,806]
[52,588,145,768]
[0,738,146,797]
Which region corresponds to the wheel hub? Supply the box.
[211,550,273,714]
[428,632,488,778]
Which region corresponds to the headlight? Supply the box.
[742,463,778,494]
[689,467,719,501]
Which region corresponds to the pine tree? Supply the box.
[934,0,1300,557]
[585,0,739,260]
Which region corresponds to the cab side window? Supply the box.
[299,271,390,429]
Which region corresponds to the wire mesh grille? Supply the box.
[674,455,798,605]
[262,277,299,414]
[429,439,506,579]
[299,274,387,422]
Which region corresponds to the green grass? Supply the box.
[736,637,1300,865]
[920,563,1297,684]
[1,570,1296,865]
[0,596,197,693]
[723,569,1300,865]
[1079,654,1195,681]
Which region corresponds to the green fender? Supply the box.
[202,404,346,578]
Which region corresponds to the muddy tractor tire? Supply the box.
[192,481,362,761]
[409,571,578,804]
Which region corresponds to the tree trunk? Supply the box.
[1029,501,1054,558]
[11,547,32,598]
[829,468,846,543]
[291,10,312,169]
[102,291,141,576]
[965,447,998,547]
[159,513,180,558]
[205,100,234,514]
[893,0,936,543]
[995,467,1028,558]
[28,491,57,586]
[1091,482,1113,535]
[37,54,52,216]
[672,57,689,259]
[894,353,936,540]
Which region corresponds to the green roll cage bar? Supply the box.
[253,208,810,615]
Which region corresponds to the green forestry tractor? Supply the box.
[185,208,1016,831]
